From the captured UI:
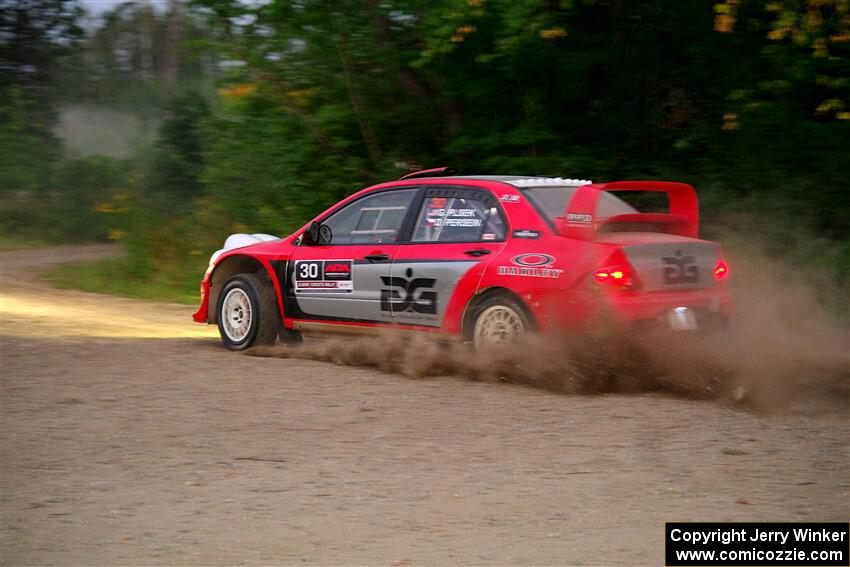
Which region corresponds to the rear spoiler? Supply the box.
[555,181,699,239]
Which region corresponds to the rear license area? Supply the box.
[666,306,698,331]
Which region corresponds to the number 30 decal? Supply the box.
[293,260,354,294]
[299,262,320,279]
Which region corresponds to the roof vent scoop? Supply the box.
[398,167,457,180]
[512,177,592,187]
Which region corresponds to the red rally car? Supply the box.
[193,168,731,350]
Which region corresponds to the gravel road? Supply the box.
[1,245,847,566]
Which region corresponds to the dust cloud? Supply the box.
[56,105,159,158]
[249,238,849,414]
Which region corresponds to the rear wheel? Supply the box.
[217,273,278,350]
[471,294,531,349]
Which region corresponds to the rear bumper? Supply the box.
[530,285,732,332]
[605,287,732,323]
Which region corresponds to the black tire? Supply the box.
[216,273,278,351]
[278,326,303,345]
[468,293,533,349]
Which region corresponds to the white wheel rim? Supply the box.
[222,288,252,343]
[474,305,525,347]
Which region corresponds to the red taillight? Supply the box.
[713,260,729,280]
[593,269,625,283]
[592,263,639,290]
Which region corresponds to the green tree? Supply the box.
[0,0,83,129]
[0,0,84,198]
[148,90,210,205]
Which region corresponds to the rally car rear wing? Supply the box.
[555,181,699,240]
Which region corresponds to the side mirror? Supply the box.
[302,221,333,245]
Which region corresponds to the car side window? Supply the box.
[322,188,418,245]
[412,195,505,243]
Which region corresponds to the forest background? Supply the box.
[2,0,848,306]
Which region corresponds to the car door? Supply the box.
[286,188,419,325]
[385,186,508,328]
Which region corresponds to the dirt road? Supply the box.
[1,246,847,566]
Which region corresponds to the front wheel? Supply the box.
[471,295,531,350]
[217,273,278,350]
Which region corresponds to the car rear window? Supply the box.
[522,186,638,225]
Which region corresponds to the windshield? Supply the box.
[522,186,639,225]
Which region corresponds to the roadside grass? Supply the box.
[45,258,200,305]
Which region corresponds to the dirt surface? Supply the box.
[1,245,848,566]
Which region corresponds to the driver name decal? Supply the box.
[426,206,483,228]
[294,260,354,293]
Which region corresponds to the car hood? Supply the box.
[209,233,280,265]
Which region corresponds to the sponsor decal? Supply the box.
[662,250,699,284]
[499,193,521,203]
[380,268,438,314]
[512,253,555,267]
[497,266,562,279]
[496,253,562,278]
[294,260,354,293]
[512,229,540,239]
[324,261,351,278]
[567,212,593,224]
